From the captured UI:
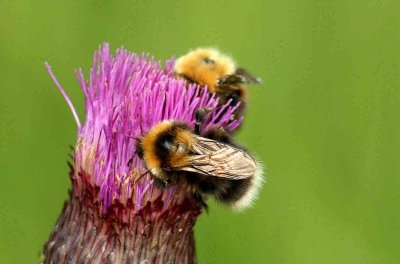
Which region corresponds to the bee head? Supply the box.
[160,140,188,156]
[174,48,236,91]
[138,121,192,176]
[156,128,190,161]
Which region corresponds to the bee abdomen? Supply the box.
[215,178,252,205]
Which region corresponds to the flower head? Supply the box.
[47,44,242,216]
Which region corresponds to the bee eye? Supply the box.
[202,57,215,65]
[176,143,187,154]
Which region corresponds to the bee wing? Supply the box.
[218,68,261,86]
[234,68,262,84]
[172,137,257,180]
[217,74,244,86]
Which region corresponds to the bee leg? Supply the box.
[195,108,212,135]
[128,147,140,167]
[203,127,233,144]
[193,192,209,212]
[153,178,169,188]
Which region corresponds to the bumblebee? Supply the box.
[174,48,261,118]
[137,110,263,211]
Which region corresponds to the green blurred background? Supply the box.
[1,0,399,263]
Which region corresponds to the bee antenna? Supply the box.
[127,147,141,167]
[127,156,134,167]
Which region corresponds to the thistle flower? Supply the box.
[42,44,242,263]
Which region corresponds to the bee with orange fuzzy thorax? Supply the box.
[174,48,262,119]
[137,109,264,211]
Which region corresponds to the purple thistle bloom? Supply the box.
[50,43,241,211]
[43,44,242,263]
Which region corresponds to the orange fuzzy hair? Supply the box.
[174,48,236,93]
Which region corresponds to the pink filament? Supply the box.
[45,62,82,128]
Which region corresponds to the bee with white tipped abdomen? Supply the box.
[137,109,263,211]
[174,48,261,119]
